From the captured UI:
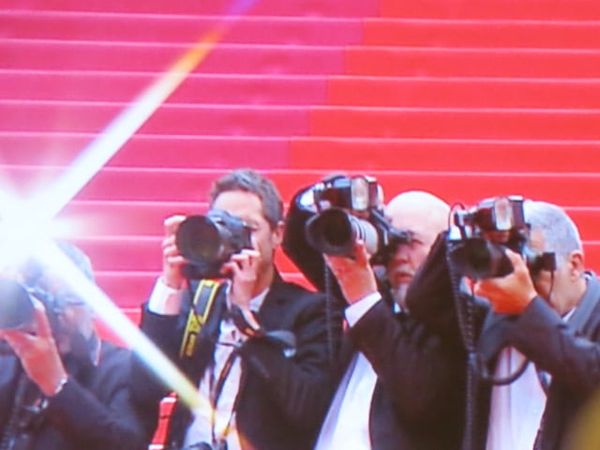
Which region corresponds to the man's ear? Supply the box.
[272,220,285,247]
[568,250,585,280]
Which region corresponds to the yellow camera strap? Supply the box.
[179,279,221,358]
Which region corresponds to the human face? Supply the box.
[386,213,441,307]
[36,274,95,354]
[528,229,585,316]
[212,190,283,282]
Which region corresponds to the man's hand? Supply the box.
[222,249,261,310]
[0,299,68,396]
[324,240,378,305]
[474,249,538,315]
[162,215,187,290]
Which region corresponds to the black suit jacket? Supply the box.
[406,233,600,450]
[329,300,464,450]
[284,190,464,449]
[132,274,336,450]
[0,342,147,450]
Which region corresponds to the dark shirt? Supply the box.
[0,341,147,450]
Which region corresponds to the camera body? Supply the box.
[0,278,37,330]
[175,209,253,280]
[448,196,556,279]
[304,175,410,263]
[0,278,63,356]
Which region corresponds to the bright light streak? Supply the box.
[36,240,208,411]
[1,0,261,414]
[34,0,258,220]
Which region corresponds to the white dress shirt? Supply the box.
[315,292,382,450]
[486,308,576,450]
[148,278,268,450]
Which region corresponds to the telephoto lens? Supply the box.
[0,278,35,330]
[304,208,379,257]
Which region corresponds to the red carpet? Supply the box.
[1,0,600,323]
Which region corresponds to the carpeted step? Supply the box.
[0,71,328,104]
[4,165,600,207]
[326,77,600,108]
[363,18,600,49]
[0,11,365,46]
[4,0,379,18]
[345,47,600,78]
[380,0,600,20]
[309,106,600,139]
[1,39,346,74]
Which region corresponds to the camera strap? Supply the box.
[208,348,242,450]
[180,280,222,359]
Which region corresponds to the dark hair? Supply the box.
[209,169,283,229]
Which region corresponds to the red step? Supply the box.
[0,40,346,74]
[288,138,600,172]
[345,47,600,78]
[0,11,364,46]
[363,18,600,49]
[0,133,290,168]
[4,0,379,18]
[380,0,600,20]
[3,166,600,207]
[309,107,600,139]
[0,71,328,105]
[0,101,310,136]
[3,101,600,139]
[5,72,600,109]
[327,77,600,108]
[4,134,600,173]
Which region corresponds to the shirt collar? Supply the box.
[225,281,269,313]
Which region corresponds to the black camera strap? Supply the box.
[208,343,242,450]
[180,280,222,359]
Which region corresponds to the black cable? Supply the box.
[0,372,31,450]
[323,263,335,368]
[445,238,477,450]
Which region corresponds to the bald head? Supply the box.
[386,191,450,244]
[384,191,450,308]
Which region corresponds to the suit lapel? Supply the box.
[566,272,600,336]
[256,278,288,331]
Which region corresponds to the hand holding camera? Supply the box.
[0,296,68,396]
[474,249,539,315]
[161,214,188,290]
[324,239,378,305]
[221,248,261,311]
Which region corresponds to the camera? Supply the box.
[0,277,63,356]
[0,278,36,330]
[448,196,556,279]
[175,209,253,280]
[304,175,410,262]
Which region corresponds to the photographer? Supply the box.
[0,242,147,450]
[284,180,464,450]
[407,200,600,450]
[130,169,336,450]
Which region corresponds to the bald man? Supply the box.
[284,185,464,450]
[385,191,450,310]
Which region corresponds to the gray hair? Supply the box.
[524,200,582,265]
